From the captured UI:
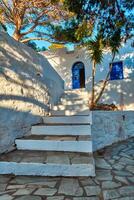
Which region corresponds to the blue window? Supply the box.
[110,61,124,80]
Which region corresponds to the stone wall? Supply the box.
[0,32,64,154]
[92,111,134,151]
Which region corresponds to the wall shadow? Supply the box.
[0,32,64,153]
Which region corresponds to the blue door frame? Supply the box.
[72,62,85,89]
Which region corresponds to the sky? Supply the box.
[7,25,75,50]
[7,26,51,49]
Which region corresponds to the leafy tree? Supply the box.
[52,0,133,108]
[86,35,104,108]
[94,29,122,105]
[26,41,38,51]
[41,46,47,51]
[52,0,133,43]
[0,0,72,43]
[26,41,47,51]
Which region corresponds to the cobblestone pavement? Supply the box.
[0,138,134,200]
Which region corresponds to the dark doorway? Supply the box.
[72,62,85,89]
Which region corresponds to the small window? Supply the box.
[110,61,124,80]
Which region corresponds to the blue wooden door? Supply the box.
[72,62,85,89]
[72,67,80,89]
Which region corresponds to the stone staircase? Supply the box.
[0,89,95,177]
[52,89,90,116]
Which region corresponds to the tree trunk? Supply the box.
[13,30,22,41]
[94,53,116,104]
[90,60,96,109]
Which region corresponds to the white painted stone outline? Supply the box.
[31,125,91,136]
[43,116,92,125]
[15,140,93,153]
[0,162,95,176]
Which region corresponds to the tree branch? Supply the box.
[0,0,13,22]
[21,10,50,36]
[1,0,12,14]
[21,37,66,44]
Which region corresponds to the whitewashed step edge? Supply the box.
[60,99,88,105]
[43,115,92,125]
[51,110,90,116]
[60,97,89,102]
[53,105,89,111]
[64,89,88,93]
[0,162,95,176]
[62,93,88,98]
[15,140,92,153]
[31,125,91,136]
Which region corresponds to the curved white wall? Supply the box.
[0,32,64,153]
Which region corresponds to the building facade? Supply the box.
[41,39,134,110]
[42,39,134,91]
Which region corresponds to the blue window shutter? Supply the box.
[110,61,124,80]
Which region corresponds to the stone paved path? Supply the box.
[0,138,133,200]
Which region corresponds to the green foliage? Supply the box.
[52,19,79,43]
[108,29,122,55]
[1,0,133,48]
[0,0,73,43]
[52,17,94,43]
[64,0,85,17]
[52,0,133,49]
[94,28,123,105]
[26,41,38,50]
[75,20,93,41]
[26,41,46,51]
[40,47,47,51]
[86,34,104,64]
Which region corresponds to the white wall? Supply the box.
[95,79,134,110]
[0,32,64,153]
[92,111,134,151]
[42,39,134,91]
[41,48,91,90]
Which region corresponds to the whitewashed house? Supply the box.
[41,39,134,110]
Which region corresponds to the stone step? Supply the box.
[62,94,89,100]
[23,135,91,141]
[31,125,91,136]
[53,104,88,111]
[64,89,88,93]
[64,90,89,96]
[43,115,92,125]
[0,162,95,176]
[51,109,90,116]
[0,150,95,176]
[15,140,93,153]
[61,96,88,102]
[60,99,88,105]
